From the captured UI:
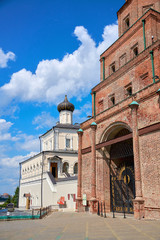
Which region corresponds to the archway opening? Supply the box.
[108,127,135,214]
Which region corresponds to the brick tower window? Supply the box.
[131,43,138,58]
[123,14,130,32]
[111,96,115,105]
[133,47,138,56]
[109,94,115,107]
[127,87,132,96]
[125,17,130,28]
[125,83,132,97]
[110,62,116,74]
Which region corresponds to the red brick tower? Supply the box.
[77,0,160,219]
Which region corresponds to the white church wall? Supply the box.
[21,154,42,180]
[19,180,41,208]
[55,180,77,209]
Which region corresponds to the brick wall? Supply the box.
[139,131,160,219]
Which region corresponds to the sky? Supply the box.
[0,0,125,195]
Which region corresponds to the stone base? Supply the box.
[133,198,145,219]
[90,198,97,214]
[76,198,87,212]
[144,207,160,219]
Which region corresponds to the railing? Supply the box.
[0,205,52,221]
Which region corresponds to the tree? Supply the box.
[2,195,12,208]
[12,187,19,207]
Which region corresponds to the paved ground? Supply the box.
[0,211,160,240]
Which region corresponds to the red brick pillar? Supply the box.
[129,101,144,219]
[77,129,83,212]
[90,122,97,213]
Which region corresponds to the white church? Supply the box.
[19,96,79,210]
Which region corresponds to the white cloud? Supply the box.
[0,48,15,68]
[0,23,118,106]
[0,118,39,151]
[0,152,38,167]
[14,133,40,152]
[33,111,57,130]
[0,119,16,141]
[73,102,92,124]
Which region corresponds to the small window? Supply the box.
[131,43,138,58]
[63,162,69,173]
[123,14,130,32]
[111,96,115,105]
[133,47,138,56]
[127,87,132,96]
[74,163,78,174]
[111,65,115,73]
[109,94,115,107]
[110,62,116,75]
[125,18,130,28]
[66,138,70,148]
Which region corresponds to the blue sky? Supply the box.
[0,0,125,195]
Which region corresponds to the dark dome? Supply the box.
[57,95,75,112]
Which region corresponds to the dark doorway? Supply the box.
[50,162,58,178]
[109,129,135,214]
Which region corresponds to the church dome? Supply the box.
[57,95,75,112]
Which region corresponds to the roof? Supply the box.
[40,123,80,137]
[55,123,80,129]
[57,95,75,112]
[20,150,78,164]
[56,176,77,182]
[3,193,9,196]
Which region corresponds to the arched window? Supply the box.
[74,163,78,174]
[63,162,69,173]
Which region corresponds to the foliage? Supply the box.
[12,187,19,207]
[0,195,12,208]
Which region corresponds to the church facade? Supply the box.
[77,0,160,219]
[19,96,79,210]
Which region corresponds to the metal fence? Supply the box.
[0,205,52,220]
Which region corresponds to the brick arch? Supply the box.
[98,122,132,159]
[99,121,132,144]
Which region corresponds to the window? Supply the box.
[111,96,115,105]
[110,62,116,75]
[123,14,130,32]
[131,43,138,58]
[66,138,70,148]
[133,46,138,57]
[109,94,115,107]
[74,163,78,174]
[140,72,148,80]
[63,162,69,173]
[125,83,132,96]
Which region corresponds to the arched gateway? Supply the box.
[101,124,135,214]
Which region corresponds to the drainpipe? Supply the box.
[150,50,155,83]
[18,163,21,208]
[39,136,42,152]
[41,152,44,208]
[93,92,96,117]
[142,19,146,50]
[102,57,105,81]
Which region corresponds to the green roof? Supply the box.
[91,122,97,126]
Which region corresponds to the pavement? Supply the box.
[0,211,160,240]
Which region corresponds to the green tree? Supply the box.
[3,195,12,208]
[12,187,19,207]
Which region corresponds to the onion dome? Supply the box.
[57,95,75,112]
